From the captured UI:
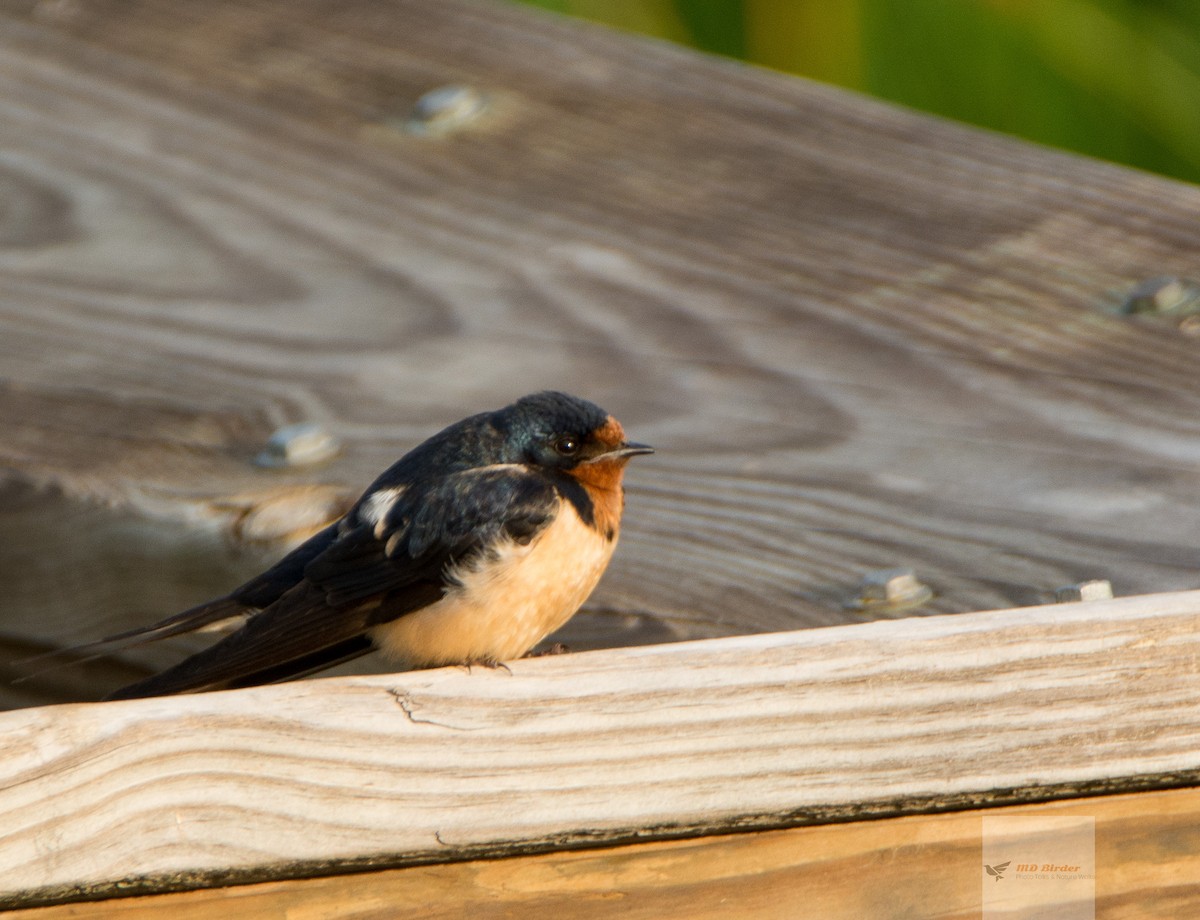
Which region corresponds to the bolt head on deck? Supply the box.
[849,567,933,614]
[1054,580,1113,604]
[255,423,341,468]
[405,85,488,136]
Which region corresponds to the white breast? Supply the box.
[368,504,617,668]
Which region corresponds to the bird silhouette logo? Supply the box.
[984,860,1011,882]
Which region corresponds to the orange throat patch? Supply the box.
[570,461,629,540]
[568,414,634,539]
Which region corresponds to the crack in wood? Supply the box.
[388,687,481,732]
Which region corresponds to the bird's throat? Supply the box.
[570,458,628,541]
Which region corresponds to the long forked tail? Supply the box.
[105,634,373,700]
[12,596,249,684]
[104,583,380,699]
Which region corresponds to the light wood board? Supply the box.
[4,590,1200,908]
[8,786,1200,920]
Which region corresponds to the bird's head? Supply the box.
[498,391,653,474]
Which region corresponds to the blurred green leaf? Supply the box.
[520,0,694,44]
[675,0,747,58]
[743,0,863,87]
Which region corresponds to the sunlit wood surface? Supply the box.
[9,786,1200,920]
[3,591,1200,909]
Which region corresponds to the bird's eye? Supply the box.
[553,435,580,456]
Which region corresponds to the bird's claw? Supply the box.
[461,657,512,675]
[523,642,571,658]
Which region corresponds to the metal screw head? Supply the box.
[405,85,488,136]
[1054,580,1113,603]
[849,567,933,613]
[255,423,340,468]
[1120,276,1200,316]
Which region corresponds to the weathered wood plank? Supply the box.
[4,591,1200,908]
[8,786,1199,920]
[4,0,1200,705]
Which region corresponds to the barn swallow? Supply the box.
[52,392,652,700]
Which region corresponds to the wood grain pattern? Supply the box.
[4,0,1200,703]
[8,786,1200,920]
[4,590,1200,908]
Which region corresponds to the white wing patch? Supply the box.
[357,486,407,537]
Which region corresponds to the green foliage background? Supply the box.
[517,0,1200,185]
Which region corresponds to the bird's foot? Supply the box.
[523,642,571,658]
[461,657,512,675]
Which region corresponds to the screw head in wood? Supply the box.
[255,423,340,468]
[1054,580,1113,603]
[1120,276,1200,316]
[849,567,932,613]
[406,85,488,136]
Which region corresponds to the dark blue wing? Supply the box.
[105,466,559,698]
[305,465,558,612]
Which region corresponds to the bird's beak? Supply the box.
[597,441,654,460]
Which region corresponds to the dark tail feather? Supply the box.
[12,597,248,683]
[105,635,374,700]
